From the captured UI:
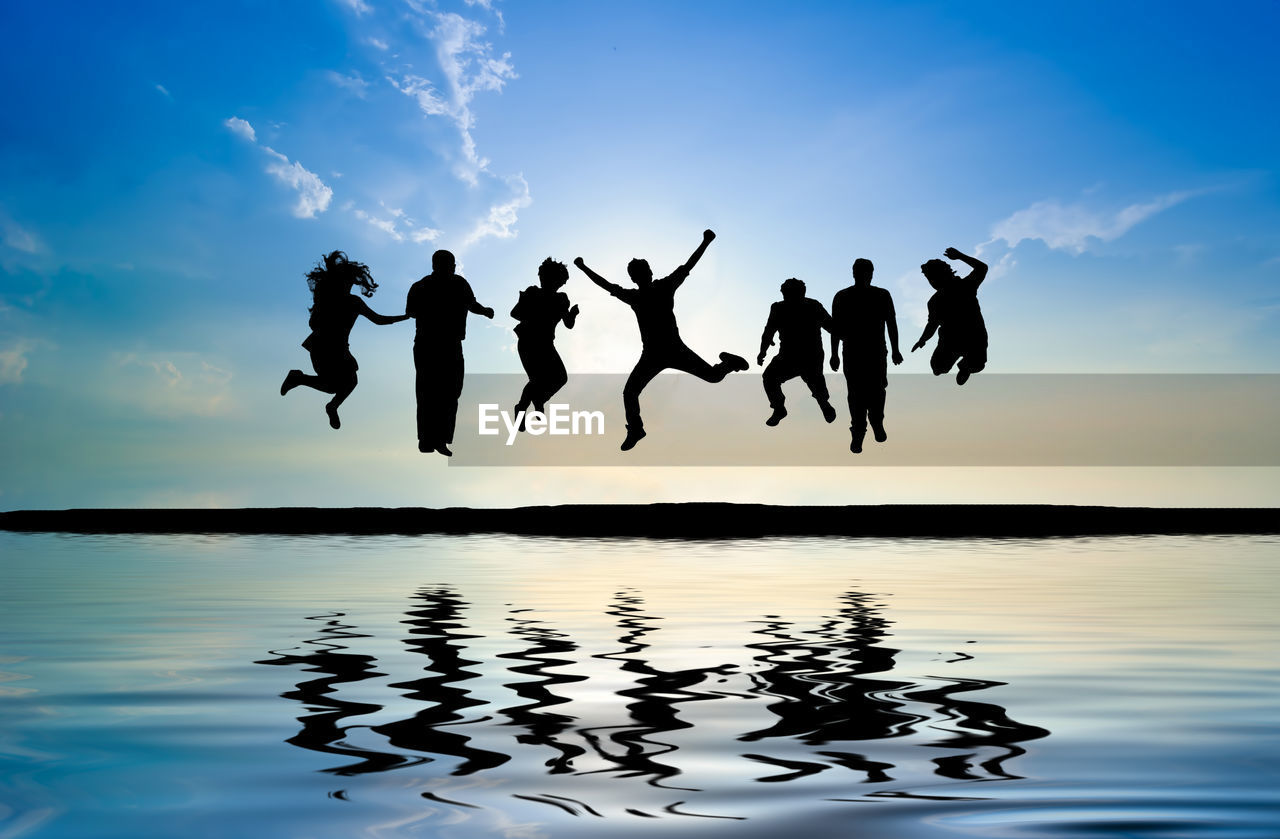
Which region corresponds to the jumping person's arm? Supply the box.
[944,247,989,288]
[574,257,629,301]
[911,297,940,352]
[758,304,779,366]
[355,298,410,325]
[829,294,843,371]
[885,293,903,365]
[469,299,495,319]
[564,303,579,329]
[671,229,716,291]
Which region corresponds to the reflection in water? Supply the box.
[258,585,1049,813]
[372,587,511,775]
[256,613,423,776]
[496,605,588,773]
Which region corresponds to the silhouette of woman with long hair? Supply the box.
[512,258,579,427]
[280,250,408,429]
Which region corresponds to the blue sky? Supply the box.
[1,0,1278,509]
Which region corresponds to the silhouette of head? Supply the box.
[627,258,654,287]
[306,250,377,301]
[853,258,874,286]
[538,257,569,291]
[920,258,954,289]
[780,278,805,300]
[432,249,457,276]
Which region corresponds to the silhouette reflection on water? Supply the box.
[258,585,1048,810]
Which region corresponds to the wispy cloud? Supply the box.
[226,116,332,219]
[223,116,256,143]
[981,189,1200,256]
[263,148,334,218]
[390,10,517,185]
[1,214,42,255]
[352,205,442,243]
[114,352,235,417]
[338,0,372,15]
[0,338,39,384]
[326,70,369,98]
[463,174,531,245]
[154,83,172,100]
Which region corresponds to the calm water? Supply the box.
[1,532,1277,838]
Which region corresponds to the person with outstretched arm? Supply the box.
[280,250,409,430]
[574,229,749,451]
[406,249,495,456]
[911,247,988,386]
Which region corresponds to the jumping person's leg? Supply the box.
[865,355,889,441]
[440,344,465,452]
[955,342,987,385]
[763,354,800,426]
[621,353,664,449]
[668,343,748,383]
[414,342,440,452]
[515,338,538,416]
[931,340,961,376]
[797,356,836,423]
[324,370,357,430]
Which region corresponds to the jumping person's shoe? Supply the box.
[719,352,750,373]
[515,404,527,432]
[434,443,453,457]
[957,368,971,386]
[819,400,837,423]
[325,403,341,430]
[280,369,303,396]
[620,426,647,451]
[418,440,434,453]
[871,420,887,443]
[765,406,788,427]
[850,429,864,454]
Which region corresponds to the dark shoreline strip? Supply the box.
[0,505,1275,538]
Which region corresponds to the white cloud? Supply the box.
[326,70,370,97]
[227,115,333,218]
[390,10,517,185]
[1,215,41,254]
[981,190,1198,255]
[352,206,442,243]
[339,0,372,15]
[224,116,257,143]
[264,148,333,218]
[463,174,531,245]
[366,37,389,51]
[114,352,234,417]
[0,338,37,384]
[154,84,172,99]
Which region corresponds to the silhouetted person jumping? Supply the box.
[280,250,408,429]
[757,278,837,427]
[830,258,903,453]
[574,229,749,451]
[512,258,579,428]
[911,247,988,386]
[406,249,494,456]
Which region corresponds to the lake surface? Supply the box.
[1,532,1277,838]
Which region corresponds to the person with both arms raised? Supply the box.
[574,229,750,451]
